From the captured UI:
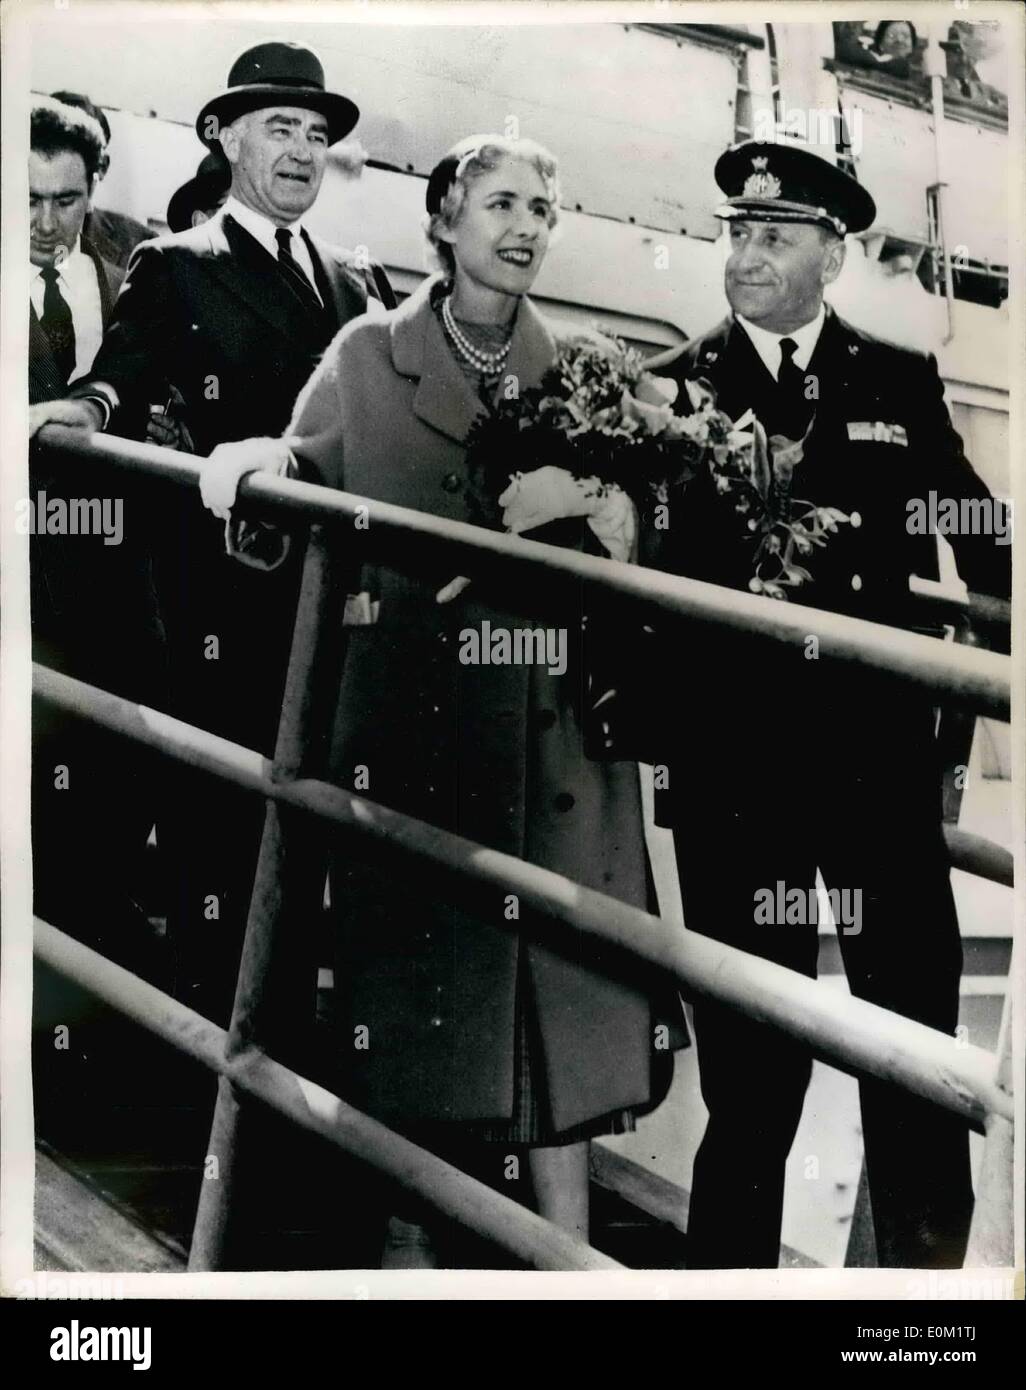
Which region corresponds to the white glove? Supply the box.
[498,466,599,534]
[199,438,293,519]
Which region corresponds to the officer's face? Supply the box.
[725,221,843,334]
[30,150,93,268]
[221,106,329,225]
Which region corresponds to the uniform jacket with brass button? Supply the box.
[648,309,1010,619]
[283,274,684,1131]
[641,309,1010,823]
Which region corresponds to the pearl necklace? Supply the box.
[441,294,513,375]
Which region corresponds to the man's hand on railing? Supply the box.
[29,398,103,438]
[146,386,197,454]
[146,407,196,453]
[199,438,293,520]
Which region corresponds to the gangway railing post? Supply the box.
[843,1162,878,1268]
[964,950,1016,1267]
[189,525,343,1271]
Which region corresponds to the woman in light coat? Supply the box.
[201,135,683,1264]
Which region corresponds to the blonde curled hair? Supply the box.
[423,134,561,276]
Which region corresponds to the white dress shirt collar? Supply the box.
[32,236,86,286]
[735,302,827,381]
[221,195,306,258]
[220,196,322,304]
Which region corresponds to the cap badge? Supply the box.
[742,156,782,200]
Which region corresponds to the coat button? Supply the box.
[430,1016,443,1028]
[851,574,863,592]
[554,792,575,812]
[442,472,462,493]
[538,710,556,730]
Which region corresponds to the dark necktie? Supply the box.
[40,265,77,384]
[274,227,321,312]
[776,336,812,440]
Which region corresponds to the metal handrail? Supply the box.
[29,428,1014,1270]
[35,427,1012,720]
[33,664,1014,1133]
[32,919,621,1273]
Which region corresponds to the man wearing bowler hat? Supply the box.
[31,41,396,1022]
[646,141,1010,1269]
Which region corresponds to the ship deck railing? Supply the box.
[26,425,1016,1273]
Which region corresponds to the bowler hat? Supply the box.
[196,41,359,149]
[166,151,231,232]
[714,140,876,237]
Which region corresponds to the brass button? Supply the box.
[442,472,462,494]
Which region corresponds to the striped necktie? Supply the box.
[274,227,321,312]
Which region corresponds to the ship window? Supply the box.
[944,20,1008,116]
[828,19,1007,127]
[832,20,924,82]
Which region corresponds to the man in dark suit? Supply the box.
[647,142,1011,1269]
[30,41,395,1019]
[29,96,166,963]
[29,98,124,405]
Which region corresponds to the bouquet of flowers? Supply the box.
[682,377,854,600]
[463,328,702,516]
[440,328,850,603]
[438,329,704,601]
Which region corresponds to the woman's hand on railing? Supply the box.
[199,438,294,520]
[29,398,104,438]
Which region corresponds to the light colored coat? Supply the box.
[285,275,682,1132]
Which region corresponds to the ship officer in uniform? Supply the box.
[647,141,1011,1269]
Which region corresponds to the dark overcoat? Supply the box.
[63,213,394,1015]
[283,276,683,1132]
[71,211,394,752]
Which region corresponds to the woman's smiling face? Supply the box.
[441,156,554,304]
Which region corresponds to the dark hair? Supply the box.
[873,20,918,52]
[50,90,112,145]
[31,99,106,184]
